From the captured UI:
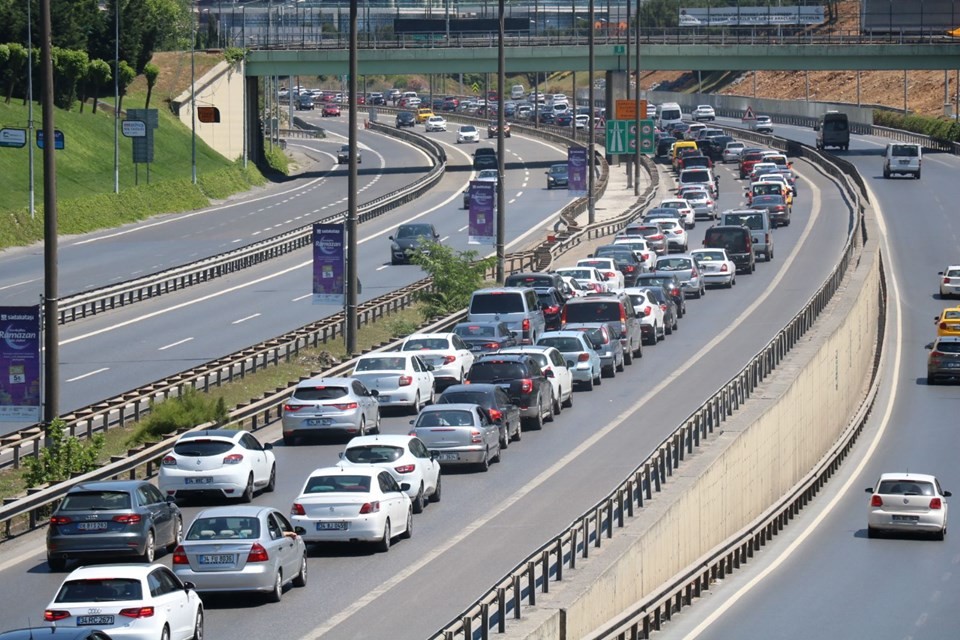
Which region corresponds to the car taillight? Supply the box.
[283,404,306,412]
[398,375,412,387]
[247,543,270,563]
[674,230,683,235]
[470,429,483,444]
[578,353,591,362]
[940,322,948,330]
[720,264,729,272]
[488,408,503,422]
[605,271,617,279]
[544,305,559,314]
[223,454,243,465]
[592,284,604,292]
[443,355,456,364]
[44,611,70,622]
[660,304,668,311]
[291,503,305,516]
[774,206,785,212]
[765,233,771,245]
[641,253,649,261]
[359,501,381,514]
[161,455,177,466]
[394,464,416,474]
[691,269,699,278]
[945,277,951,284]
[483,342,500,349]
[870,495,883,507]
[172,546,188,565]
[49,515,71,526]
[643,307,652,316]
[520,379,534,394]
[113,514,142,525]
[624,265,636,272]
[119,607,155,619]
[331,402,358,411]
[522,318,530,332]
[930,498,943,509]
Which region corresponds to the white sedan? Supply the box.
[612,237,656,271]
[291,466,413,551]
[691,104,716,121]
[654,218,689,253]
[159,429,276,503]
[399,333,475,387]
[575,258,625,290]
[556,266,610,293]
[658,198,696,229]
[338,434,441,513]
[456,124,480,143]
[940,265,960,298]
[496,346,574,413]
[722,141,745,163]
[351,353,435,413]
[425,115,447,132]
[623,287,666,344]
[866,472,951,540]
[691,248,737,288]
[44,564,204,640]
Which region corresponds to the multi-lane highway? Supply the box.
[650,122,960,640]
[0,128,856,639]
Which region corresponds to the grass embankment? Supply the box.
[0,51,268,251]
[0,307,424,503]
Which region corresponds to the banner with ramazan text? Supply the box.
[468,181,496,245]
[312,223,345,304]
[568,146,588,196]
[0,306,41,422]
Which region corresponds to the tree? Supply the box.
[115,59,135,112]
[3,42,26,103]
[52,47,89,109]
[409,242,495,319]
[85,58,112,113]
[143,61,159,109]
[23,418,105,488]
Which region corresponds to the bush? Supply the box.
[409,241,495,319]
[264,143,290,175]
[23,419,105,487]
[386,317,419,338]
[874,109,960,143]
[130,388,228,444]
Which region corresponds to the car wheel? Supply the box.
[603,364,615,378]
[292,554,308,588]
[47,556,67,572]
[492,439,502,463]
[623,347,633,366]
[615,355,624,373]
[935,527,946,541]
[373,410,382,434]
[401,509,413,539]
[376,520,392,552]
[265,465,277,493]
[562,387,573,408]
[283,434,296,447]
[410,392,421,416]
[166,516,183,553]
[727,277,735,289]
[267,571,283,603]
[412,483,426,514]
[867,527,878,539]
[141,530,156,563]
[544,394,555,423]
[192,609,203,640]
[916,170,921,179]
[240,474,254,503]
[528,400,544,430]
[511,420,522,441]
[478,448,490,471]
[358,417,366,437]
[666,321,674,335]
[768,250,774,262]
[552,392,562,416]
[593,370,602,386]
[430,474,442,502]
[927,376,938,385]
[500,427,509,449]
[161,625,171,640]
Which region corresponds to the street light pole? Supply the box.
[191,7,197,185]
[113,0,119,194]
[26,0,35,218]
[634,0,641,196]
[345,0,359,355]
[496,0,506,284]
[588,0,596,224]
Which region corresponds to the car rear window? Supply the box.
[187,517,261,540]
[877,480,935,496]
[59,491,132,511]
[680,169,710,183]
[723,213,764,230]
[578,260,612,270]
[173,439,235,457]
[344,445,405,464]
[402,338,450,350]
[467,362,527,381]
[416,410,476,427]
[505,275,554,288]
[293,386,348,401]
[355,357,407,371]
[56,578,143,603]
[704,230,749,253]
[935,341,960,353]
[470,293,524,314]
[438,391,492,407]
[538,337,584,352]
[595,248,636,261]
[743,152,764,162]
[557,268,594,280]
[891,144,919,157]
[565,302,622,323]
[656,258,693,271]
[947,269,960,278]
[304,475,372,493]
[455,324,496,338]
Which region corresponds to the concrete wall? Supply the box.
[643,89,875,125]
[508,220,881,639]
[171,60,245,161]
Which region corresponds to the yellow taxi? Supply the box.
[747,181,793,209]
[935,306,960,336]
[416,107,435,123]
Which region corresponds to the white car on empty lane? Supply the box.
[866,472,951,540]
[456,124,480,143]
[351,353,436,413]
[425,115,447,132]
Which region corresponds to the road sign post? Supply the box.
[0,128,27,148]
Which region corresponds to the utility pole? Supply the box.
[345,0,359,355]
[634,1,641,196]
[588,0,596,224]
[40,0,59,429]
[26,0,35,217]
[113,0,119,194]
[496,0,506,284]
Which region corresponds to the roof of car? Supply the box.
[0,629,105,640]
[876,472,938,483]
[539,330,590,339]
[195,505,274,519]
[70,479,150,493]
[417,403,479,412]
[441,383,502,394]
[178,429,241,441]
[295,376,354,387]
[402,332,454,341]
[61,563,164,581]
[307,465,382,478]
[344,434,418,448]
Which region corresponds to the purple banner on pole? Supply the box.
[568,146,588,196]
[0,306,41,422]
[312,223,345,305]
[468,180,496,245]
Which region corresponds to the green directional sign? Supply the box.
[613,45,626,55]
[639,118,655,155]
[605,119,635,155]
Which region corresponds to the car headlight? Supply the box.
[391,242,400,251]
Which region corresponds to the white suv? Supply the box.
[883,142,921,179]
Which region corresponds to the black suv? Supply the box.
[473,147,498,170]
[465,354,554,429]
[396,111,416,128]
[592,245,645,287]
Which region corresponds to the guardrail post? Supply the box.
[462,616,471,639]
[617,490,625,527]
[527,562,536,605]
[570,528,577,570]
[541,549,549,594]
[583,516,590,558]
[497,587,506,632]
[555,538,563,582]
[480,603,489,640]
[513,575,522,619]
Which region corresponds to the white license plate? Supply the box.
[185,477,212,485]
[199,554,236,565]
[471,346,483,352]
[438,453,459,461]
[306,418,334,426]
[892,515,919,522]
[77,615,114,626]
[376,396,391,403]
[898,159,910,165]
[76,522,108,531]
[316,522,348,531]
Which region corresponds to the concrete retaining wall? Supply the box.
[507,218,881,639]
[171,60,245,161]
[643,89,875,124]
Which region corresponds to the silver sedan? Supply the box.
[691,248,737,288]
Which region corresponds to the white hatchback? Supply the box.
[399,332,476,387]
[456,125,480,143]
[425,115,447,132]
[338,434,441,513]
[866,473,950,540]
[351,352,435,413]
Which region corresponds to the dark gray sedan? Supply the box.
[46,480,182,571]
[546,163,569,189]
[389,223,440,265]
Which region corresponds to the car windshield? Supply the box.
[549,165,567,174]
[752,196,783,206]
[186,517,261,540]
[538,336,585,352]
[753,184,781,195]
[578,260,612,270]
[293,386,348,401]
[467,362,527,382]
[173,439,235,457]
[396,225,433,239]
[706,230,748,252]
[454,324,496,338]
[59,491,131,511]
[505,275,554,288]
[416,410,476,427]
[680,170,710,183]
[402,338,450,350]
[439,392,493,407]
[478,170,498,180]
[355,357,407,371]
[470,293,524,313]
[460,126,476,133]
[56,578,143,603]
[344,445,404,463]
[891,144,919,157]
[595,248,635,261]
[304,475,372,493]
[877,480,935,496]
[565,302,622,323]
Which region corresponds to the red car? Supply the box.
[322,103,341,117]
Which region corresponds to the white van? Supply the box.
[883,142,921,179]
[658,102,684,130]
[510,84,526,100]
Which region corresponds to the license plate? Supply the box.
[471,346,483,352]
[892,515,920,522]
[376,396,391,403]
[439,453,459,461]
[185,477,212,485]
[76,522,108,531]
[306,418,333,426]
[77,615,114,626]
[199,554,236,565]
[316,522,348,531]
[898,159,910,165]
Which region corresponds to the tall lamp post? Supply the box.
[113,0,119,194]
[496,0,506,283]
[40,0,59,427]
[26,0,35,218]
[345,0,359,355]
[587,0,596,224]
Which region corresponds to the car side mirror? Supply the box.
[338,451,345,459]
[295,526,306,535]
[434,233,440,238]
[813,123,820,131]
[409,420,416,425]
[263,442,273,450]
[925,343,934,350]
[864,487,874,493]
[388,236,394,241]
[370,389,379,397]
[944,491,953,497]
[400,483,411,493]
[166,495,177,504]
[544,369,555,378]
[426,364,435,371]
[183,582,196,592]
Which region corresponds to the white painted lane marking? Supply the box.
[291,293,312,302]
[66,368,110,383]
[458,225,469,232]
[0,277,41,292]
[232,313,261,325]
[158,337,194,351]
[376,265,390,271]
[440,236,449,242]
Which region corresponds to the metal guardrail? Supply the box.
[428,133,871,639]
[54,124,445,326]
